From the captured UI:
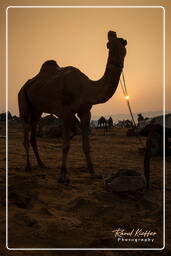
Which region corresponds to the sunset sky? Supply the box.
[1,0,171,119]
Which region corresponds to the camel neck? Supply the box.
[92,57,123,104]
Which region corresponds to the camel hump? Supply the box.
[39,60,60,74]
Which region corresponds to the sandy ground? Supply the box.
[0,121,171,256]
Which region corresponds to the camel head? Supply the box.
[107,31,127,67]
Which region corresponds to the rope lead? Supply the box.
[120,71,144,147]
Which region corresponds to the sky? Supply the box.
[1,0,171,119]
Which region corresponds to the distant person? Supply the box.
[137,113,144,123]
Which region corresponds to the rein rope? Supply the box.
[120,71,145,148]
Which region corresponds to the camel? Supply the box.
[97,116,107,128]
[18,31,127,183]
[116,119,133,128]
[107,117,113,129]
[98,116,113,134]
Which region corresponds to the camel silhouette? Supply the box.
[98,116,107,128]
[107,117,113,130]
[18,31,127,183]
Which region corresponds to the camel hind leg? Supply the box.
[18,86,32,171]
[18,87,45,169]
[30,112,46,168]
[18,96,31,170]
[21,118,31,171]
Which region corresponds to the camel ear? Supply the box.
[108,31,117,41]
[119,38,127,46]
[123,40,127,46]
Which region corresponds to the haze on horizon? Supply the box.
[5,7,165,118]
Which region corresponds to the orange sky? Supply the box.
[1,0,171,118]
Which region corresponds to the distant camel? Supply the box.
[18,31,127,183]
[116,119,133,128]
[107,117,113,130]
[0,111,12,121]
[98,116,107,128]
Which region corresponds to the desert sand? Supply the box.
[0,121,171,256]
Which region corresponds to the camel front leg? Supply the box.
[79,111,102,179]
[58,115,72,184]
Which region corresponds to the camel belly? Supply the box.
[25,68,92,116]
[27,77,63,114]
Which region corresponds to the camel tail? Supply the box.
[18,82,32,122]
[75,116,81,128]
